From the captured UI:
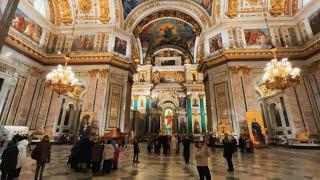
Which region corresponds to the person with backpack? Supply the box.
[32,135,51,180]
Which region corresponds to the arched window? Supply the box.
[33,0,47,18]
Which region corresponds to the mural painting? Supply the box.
[244,29,271,47]
[114,37,127,56]
[46,33,59,53]
[11,9,43,44]
[308,8,320,36]
[139,19,197,58]
[209,33,223,53]
[71,35,95,52]
[288,28,299,46]
[191,0,213,15]
[79,112,94,138]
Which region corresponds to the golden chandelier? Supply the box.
[262,49,301,90]
[46,56,81,95]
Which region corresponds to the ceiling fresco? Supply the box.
[122,0,213,18]
[138,18,197,59]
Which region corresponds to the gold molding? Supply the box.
[99,0,110,23]
[225,0,239,19]
[99,69,108,78]
[88,69,99,77]
[229,66,251,74]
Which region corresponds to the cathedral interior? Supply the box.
[0,0,320,179]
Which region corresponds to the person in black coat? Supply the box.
[133,138,140,163]
[78,138,92,170]
[0,141,19,180]
[223,134,237,172]
[238,135,246,153]
[182,136,191,164]
[209,135,216,152]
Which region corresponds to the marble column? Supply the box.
[0,0,19,52]
[199,94,206,134]
[146,95,151,133]
[133,95,138,111]
[186,95,193,133]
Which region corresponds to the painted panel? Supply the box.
[114,37,127,56]
[209,33,223,53]
[244,29,271,47]
[71,35,95,52]
[107,84,123,129]
[308,8,320,36]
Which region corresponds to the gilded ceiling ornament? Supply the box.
[292,0,298,14]
[48,0,56,24]
[247,0,260,5]
[269,0,283,17]
[88,69,99,77]
[99,0,110,24]
[225,0,239,19]
[60,0,73,24]
[284,0,290,15]
[99,69,108,78]
[78,0,92,14]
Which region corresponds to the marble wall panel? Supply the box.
[83,72,98,112]
[242,73,261,112]
[44,92,62,135]
[30,81,46,129]
[92,75,108,132]
[35,86,53,132]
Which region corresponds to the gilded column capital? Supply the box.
[31,67,43,78]
[88,69,99,77]
[198,93,205,99]
[133,95,139,100]
[99,69,108,78]
[186,94,192,99]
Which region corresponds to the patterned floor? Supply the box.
[1,144,320,180]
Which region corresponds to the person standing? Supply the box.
[171,135,177,155]
[15,138,29,178]
[133,138,140,163]
[102,139,115,175]
[183,136,191,164]
[33,135,51,180]
[0,140,19,180]
[222,134,236,172]
[113,141,120,170]
[195,141,211,180]
[238,135,246,153]
[209,135,216,153]
[91,141,102,176]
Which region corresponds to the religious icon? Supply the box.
[246,112,267,145]
[79,112,94,138]
[194,119,201,134]
[192,99,199,107]
[164,108,173,134]
[114,37,127,55]
[251,118,266,144]
[179,117,187,134]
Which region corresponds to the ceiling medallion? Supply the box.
[78,0,92,14]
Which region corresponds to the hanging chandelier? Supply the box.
[262,49,301,90]
[46,56,80,95]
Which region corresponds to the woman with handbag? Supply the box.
[32,135,51,180]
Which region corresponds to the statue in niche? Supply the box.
[175,73,184,83]
[153,71,160,84]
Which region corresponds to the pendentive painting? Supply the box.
[114,37,127,56]
[191,0,213,16]
[209,33,223,53]
[308,8,320,36]
[11,9,43,44]
[71,35,95,52]
[139,19,197,59]
[244,29,271,47]
[122,0,148,18]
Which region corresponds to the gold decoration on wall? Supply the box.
[70,85,85,97]
[197,43,204,61]
[175,72,185,83]
[88,69,99,77]
[99,0,110,23]
[79,0,92,14]
[225,0,239,18]
[292,0,299,14]
[229,66,251,74]
[99,69,108,78]
[284,0,290,15]
[247,0,260,5]
[60,0,73,24]
[269,0,283,17]
[48,0,56,24]
[31,67,43,78]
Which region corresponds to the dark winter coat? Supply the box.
[34,139,51,164]
[0,143,19,172]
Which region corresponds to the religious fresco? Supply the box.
[308,8,320,36]
[114,37,127,56]
[46,33,59,54]
[209,33,223,53]
[193,117,201,134]
[288,28,299,46]
[139,19,197,58]
[71,35,95,52]
[11,9,43,44]
[244,29,271,47]
[245,112,267,145]
[122,0,212,18]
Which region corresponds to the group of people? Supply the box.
[0,134,51,180]
[67,137,122,176]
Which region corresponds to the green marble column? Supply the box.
[199,94,206,134]
[145,96,151,133]
[186,95,193,133]
[133,95,138,111]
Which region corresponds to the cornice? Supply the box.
[198,36,320,73]
[5,33,137,74]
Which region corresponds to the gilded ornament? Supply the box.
[292,0,298,14]
[79,0,92,14]
[270,0,283,17]
[152,71,160,84]
[88,69,99,77]
[60,0,73,24]
[99,0,110,23]
[247,0,260,5]
[225,0,239,18]
[99,69,108,78]
[175,72,185,83]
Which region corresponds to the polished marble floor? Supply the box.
[1,144,320,180]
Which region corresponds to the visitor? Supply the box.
[222,134,237,172]
[154,135,160,154]
[32,135,51,180]
[113,141,120,170]
[239,135,246,153]
[78,137,92,171]
[209,134,216,153]
[246,138,254,153]
[147,137,153,153]
[15,137,29,178]
[133,137,140,163]
[195,140,211,180]
[167,135,171,155]
[183,136,191,164]
[124,133,129,148]
[91,141,102,176]
[171,135,177,155]
[176,135,180,155]
[68,142,79,170]
[102,139,114,175]
[0,138,19,180]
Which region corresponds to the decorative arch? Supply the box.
[124,0,211,33]
[157,91,179,108]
